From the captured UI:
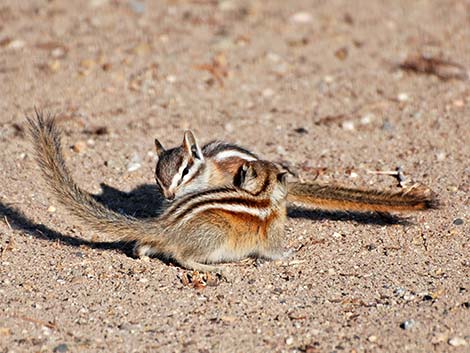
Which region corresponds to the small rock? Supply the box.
[365,244,376,251]
[334,47,348,61]
[285,337,294,345]
[394,288,406,297]
[323,75,334,83]
[48,60,61,72]
[435,151,446,161]
[224,123,234,133]
[166,75,176,83]
[294,127,308,134]
[448,337,467,347]
[290,12,313,24]
[403,293,415,301]
[0,327,11,336]
[262,88,274,97]
[400,319,415,330]
[89,0,109,7]
[266,52,281,62]
[47,205,56,213]
[129,0,145,14]
[341,121,355,131]
[327,268,336,275]
[360,114,374,125]
[276,146,287,156]
[51,47,66,58]
[368,335,378,343]
[453,218,464,226]
[397,93,409,102]
[53,343,69,353]
[72,141,87,153]
[382,120,394,131]
[332,232,342,239]
[7,39,25,49]
[127,153,142,172]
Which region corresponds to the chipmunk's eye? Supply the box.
[181,166,190,178]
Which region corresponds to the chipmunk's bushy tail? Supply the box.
[27,110,154,241]
[287,181,438,213]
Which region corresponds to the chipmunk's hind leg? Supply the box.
[175,257,225,275]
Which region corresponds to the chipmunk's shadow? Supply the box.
[93,183,165,218]
[0,183,409,257]
[288,206,410,225]
[0,183,166,256]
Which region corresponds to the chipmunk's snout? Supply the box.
[164,190,176,200]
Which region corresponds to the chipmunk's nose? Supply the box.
[164,190,175,200]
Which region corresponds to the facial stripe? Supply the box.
[169,159,188,191]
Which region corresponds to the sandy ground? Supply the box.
[0,0,469,352]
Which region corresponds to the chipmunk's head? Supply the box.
[235,160,288,202]
[154,130,205,200]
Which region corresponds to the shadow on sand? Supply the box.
[0,182,409,255]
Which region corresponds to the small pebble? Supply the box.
[435,151,446,161]
[166,75,177,83]
[89,0,109,7]
[323,75,334,83]
[127,153,142,172]
[47,205,56,213]
[266,52,281,62]
[294,127,308,134]
[285,337,294,345]
[368,335,378,343]
[290,12,313,24]
[7,39,25,49]
[382,120,394,131]
[276,146,287,156]
[453,218,464,226]
[360,114,374,125]
[341,121,355,131]
[53,343,69,353]
[51,47,66,58]
[129,0,145,14]
[332,232,342,239]
[397,93,409,102]
[224,123,234,133]
[72,141,87,153]
[394,288,406,297]
[262,88,275,98]
[127,161,142,172]
[400,319,415,330]
[403,293,415,301]
[448,337,467,347]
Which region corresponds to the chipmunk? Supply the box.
[28,112,289,273]
[154,131,437,213]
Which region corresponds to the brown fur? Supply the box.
[154,132,438,214]
[28,111,289,273]
[287,182,438,212]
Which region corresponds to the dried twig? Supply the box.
[400,54,468,81]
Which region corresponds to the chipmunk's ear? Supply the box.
[277,172,288,185]
[239,163,256,185]
[154,138,165,157]
[183,130,204,161]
